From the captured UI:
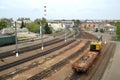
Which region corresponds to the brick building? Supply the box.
[80,20,108,31]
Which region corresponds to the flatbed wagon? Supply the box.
[72,51,98,72]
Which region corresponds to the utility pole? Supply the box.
[40,22,44,50]
[15,21,19,57]
[64,25,67,42]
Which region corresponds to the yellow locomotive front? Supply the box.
[90,41,102,52]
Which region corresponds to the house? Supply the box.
[47,20,74,31]
[79,20,111,31]
[104,24,116,32]
[80,20,102,31]
[11,20,32,28]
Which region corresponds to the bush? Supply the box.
[100,28,104,33]
[95,28,98,32]
[44,23,52,34]
[26,23,40,33]
[0,20,8,30]
[117,36,120,41]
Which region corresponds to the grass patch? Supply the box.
[116,36,120,41]
[18,36,29,40]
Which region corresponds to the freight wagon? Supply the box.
[72,52,98,72]
[72,36,102,72]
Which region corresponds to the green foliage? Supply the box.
[26,22,40,33]
[62,19,66,21]
[17,18,24,21]
[115,22,120,36]
[26,18,52,34]
[110,22,115,25]
[73,19,80,27]
[110,22,120,41]
[44,23,52,34]
[116,35,120,41]
[41,18,52,34]
[41,17,47,27]
[0,18,11,30]
[110,22,120,35]
[100,28,104,33]
[95,28,98,32]
[0,21,7,30]
[34,18,41,24]
[20,20,25,28]
[116,36,120,41]
[17,17,30,21]
[24,18,30,20]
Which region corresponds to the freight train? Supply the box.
[72,35,102,72]
[0,28,16,46]
[90,35,102,51]
[0,35,16,46]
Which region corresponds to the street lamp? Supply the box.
[40,22,44,50]
[14,21,19,57]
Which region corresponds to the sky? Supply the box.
[0,0,120,20]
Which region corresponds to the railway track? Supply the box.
[0,30,95,59]
[0,40,82,80]
[27,41,91,80]
[0,39,75,72]
[18,29,70,43]
[0,38,61,58]
[0,31,96,80]
[90,43,116,80]
[0,31,73,59]
[66,43,116,80]
[81,31,95,40]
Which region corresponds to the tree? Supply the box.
[100,28,104,33]
[41,17,47,27]
[0,20,8,30]
[95,28,98,32]
[26,22,40,33]
[44,23,52,34]
[1,18,12,27]
[74,19,80,27]
[0,18,12,30]
[17,17,31,21]
[115,22,120,36]
[10,18,13,22]
[25,18,30,20]
[62,19,66,21]
[17,18,24,21]
[20,20,25,28]
[34,18,41,24]
[27,18,52,34]
[41,18,52,34]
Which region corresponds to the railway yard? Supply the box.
[0,30,117,80]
